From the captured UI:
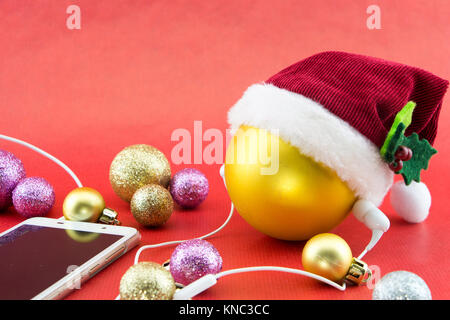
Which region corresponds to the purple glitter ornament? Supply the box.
[169,168,209,208]
[0,150,26,211]
[169,239,222,285]
[12,177,55,218]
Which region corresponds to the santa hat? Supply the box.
[228,51,448,208]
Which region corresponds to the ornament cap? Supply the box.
[345,257,371,285]
[99,207,120,225]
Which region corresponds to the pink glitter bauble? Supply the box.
[169,168,209,208]
[169,239,222,285]
[12,177,55,218]
[0,149,26,211]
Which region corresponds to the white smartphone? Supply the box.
[0,217,140,300]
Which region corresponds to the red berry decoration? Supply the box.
[389,160,403,173]
[395,146,412,161]
[405,148,413,161]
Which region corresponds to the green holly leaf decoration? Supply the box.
[398,132,437,184]
[380,101,416,161]
[380,101,437,185]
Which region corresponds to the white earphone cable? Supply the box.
[215,266,346,291]
[133,202,234,265]
[0,134,83,188]
[357,249,368,260]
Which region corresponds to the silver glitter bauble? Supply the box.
[372,271,432,300]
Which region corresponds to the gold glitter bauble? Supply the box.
[119,262,176,300]
[130,184,174,227]
[63,187,105,222]
[109,144,171,202]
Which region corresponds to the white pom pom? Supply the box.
[390,181,431,223]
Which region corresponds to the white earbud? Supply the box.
[352,199,390,232]
[352,199,390,255]
[173,274,217,300]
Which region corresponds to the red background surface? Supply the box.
[1,0,449,300]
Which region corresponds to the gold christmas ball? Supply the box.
[224,126,356,241]
[63,187,105,222]
[130,184,174,227]
[302,233,353,282]
[119,262,176,300]
[109,144,171,202]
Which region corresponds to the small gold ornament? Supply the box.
[109,144,171,202]
[63,187,120,225]
[225,126,356,241]
[130,184,173,227]
[119,262,176,300]
[302,233,370,284]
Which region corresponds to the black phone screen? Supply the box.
[0,224,122,299]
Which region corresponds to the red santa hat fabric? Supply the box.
[228,51,448,206]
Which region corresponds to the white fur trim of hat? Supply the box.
[227,83,394,206]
